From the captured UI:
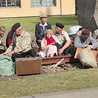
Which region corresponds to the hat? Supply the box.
[81,29,90,37]
[45,29,53,35]
[40,14,47,18]
[68,25,82,35]
[11,22,21,32]
[56,23,64,28]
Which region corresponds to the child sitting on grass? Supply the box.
[38,29,57,57]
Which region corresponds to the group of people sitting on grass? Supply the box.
[35,14,98,58]
[0,14,98,63]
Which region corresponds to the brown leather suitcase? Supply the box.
[15,57,42,75]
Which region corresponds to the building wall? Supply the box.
[62,0,75,15]
[0,0,75,18]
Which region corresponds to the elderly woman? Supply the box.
[0,26,5,43]
[0,26,6,50]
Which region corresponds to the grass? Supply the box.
[0,15,78,38]
[0,68,98,98]
[1,15,98,98]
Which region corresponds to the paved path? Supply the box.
[18,87,98,98]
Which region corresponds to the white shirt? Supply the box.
[39,22,48,34]
[53,30,70,45]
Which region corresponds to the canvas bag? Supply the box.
[78,48,97,68]
[0,54,15,76]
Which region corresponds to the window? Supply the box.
[0,0,21,8]
[30,0,56,7]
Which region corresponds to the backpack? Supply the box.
[0,54,15,76]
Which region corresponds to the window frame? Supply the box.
[30,0,56,7]
[0,0,21,8]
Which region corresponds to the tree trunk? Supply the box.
[77,0,98,32]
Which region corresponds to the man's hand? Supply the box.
[3,51,14,57]
[58,48,64,55]
[84,45,93,49]
[2,52,7,55]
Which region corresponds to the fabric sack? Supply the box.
[78,48,97,68]
[0,54,15,76]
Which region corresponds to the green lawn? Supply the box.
[1,15,98,98]
[0,15,78,38]
[0,68,98,98]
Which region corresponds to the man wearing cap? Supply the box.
[53,23,72,55]
[3,22,36,62]
[35,14,52,49]
[74,29,98,49]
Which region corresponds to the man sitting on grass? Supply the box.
[53,23,74,56]
[74,29,98,49]
[3,22,36,62]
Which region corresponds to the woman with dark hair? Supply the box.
[6,31,14,48]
